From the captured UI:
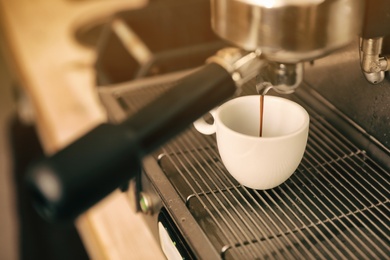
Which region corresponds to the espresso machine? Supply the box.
[28,0,389,258]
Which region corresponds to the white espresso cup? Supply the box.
[193,95,309,190]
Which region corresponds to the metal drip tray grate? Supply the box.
[105,74,390,259]
[157,118,389,259]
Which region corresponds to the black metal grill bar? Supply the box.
[165,127,348,258]
[301,155,388,258]
[299,157,380,259]
[176,132,286,258]
[310,138,389,232]
[277,172,359,258]
[168,134,292,259]
[309,119,390,230]
[161,142,261,259]
[244,185,337,259]
[162,134,265,258]
[267,183,343,259]
[309,122,387,241]
[190,130,346,259]
[191,130,333,259]
[300,122,389,257]
[302,145,389,257]
[305,109,390,185]
[180,129,312,259]
[310,116,390,201]
[165,157,245,260]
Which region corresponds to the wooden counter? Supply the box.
[0,0,165,259]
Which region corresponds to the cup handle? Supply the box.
[193,109,217,135]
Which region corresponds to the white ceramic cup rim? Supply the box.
[214,95,309,140]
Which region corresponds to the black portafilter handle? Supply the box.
[26,63,237,222]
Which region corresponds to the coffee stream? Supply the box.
[259,95,264,137]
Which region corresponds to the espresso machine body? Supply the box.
[93,1,390,258]
[27,0,390,258]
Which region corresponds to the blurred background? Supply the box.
[0,32,18,260]
[0,0,171,258]
[0,31,89,260]
[0,0,142,259]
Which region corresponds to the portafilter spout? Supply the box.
[26,48,264,222]
[256,62,304,95]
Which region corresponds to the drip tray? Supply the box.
[99,71,390,259]
[157,120,389,259]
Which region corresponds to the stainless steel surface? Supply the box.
[98,69,390,259]
[210,0,364,63]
